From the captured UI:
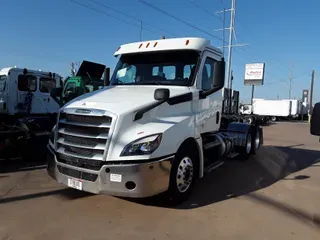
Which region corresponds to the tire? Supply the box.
[239,132,252,160]
[250,127,261,155]
[271,116,277,122]
[167,143,198,204]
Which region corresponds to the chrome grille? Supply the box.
[64,114,112,125]
[56,110,113,165]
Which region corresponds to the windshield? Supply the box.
[110,50,199,86]
[0,75,6,92]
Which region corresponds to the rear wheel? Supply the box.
[251,127,261,155]
[239,132,252,160]
[167,143,198,204]
[271,116,277,122]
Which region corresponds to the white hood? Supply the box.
[63,85,191,115]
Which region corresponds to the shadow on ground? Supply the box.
[127,145,320,210]
[0,187,92,204]
[0,159,47,174]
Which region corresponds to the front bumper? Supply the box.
[46,145,173,198]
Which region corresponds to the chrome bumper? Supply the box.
[46,145,173,198]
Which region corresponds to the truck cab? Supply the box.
[47,37,262,203]
[0,67,62,117]
[0,67,63,160]
[52,60,106,106]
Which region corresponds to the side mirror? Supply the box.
[154,88,170,101]
[104,67,110,86]
[213,58,225,88]
[310,102,320,136]
[50,87,63,98]
[50,87,63,106]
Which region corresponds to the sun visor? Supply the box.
[76,60,106,79]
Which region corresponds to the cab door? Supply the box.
[195,51,223,134]
[38,76,61,113]
[17,73,39,114]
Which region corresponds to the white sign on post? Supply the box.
[244,63,265,86]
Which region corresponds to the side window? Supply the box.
[18,74,37,92]
[201,58,215,91]
[64,82,76,95]
[40,77,56,93]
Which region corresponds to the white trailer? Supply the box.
[252,99,292,121]
[47,37,263,203]
[281,99,302,119]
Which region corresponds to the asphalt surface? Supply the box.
[1,121,320,240]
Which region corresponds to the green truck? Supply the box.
[52,60,109,106]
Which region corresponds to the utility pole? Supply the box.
[310,69,315,113]
[289,62,293,99]
[215,0,249,90]
[226,0,235,91]
[215,0,249,113]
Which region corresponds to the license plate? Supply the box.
[67,178,82,190]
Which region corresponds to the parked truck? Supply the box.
[310,102,320,139]
[0,67,63,160]
[47,37,263,203]
[51,60,108,106]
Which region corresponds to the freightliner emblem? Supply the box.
[75,109,91,114]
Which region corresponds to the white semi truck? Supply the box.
[0,67,63,160]
[47,37,263,203]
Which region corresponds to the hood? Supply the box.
[63,85,191,115]
[76,60,106,79]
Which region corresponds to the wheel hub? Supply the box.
[176,157,194,193]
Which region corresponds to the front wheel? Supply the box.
[167,144,198,204]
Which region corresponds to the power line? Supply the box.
[186,0,223,22]
[87,0,178,37]
[70,0,168,38]
[137,0,224,42]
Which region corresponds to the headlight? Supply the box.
[120,134,162,156]
[49,125,56,144]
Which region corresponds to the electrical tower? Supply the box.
[215,0,249,90]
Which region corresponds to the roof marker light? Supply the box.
[146,43,150,48]
[139,43,143,48]
[154,42,158,47]
[186,40,190,45]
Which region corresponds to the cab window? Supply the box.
[18,75,37,92]
[40,77,56,93]
[201,58,215,91]
[64,82,76,95]
[0,75,6,92]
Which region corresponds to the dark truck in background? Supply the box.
[310,102,320,138]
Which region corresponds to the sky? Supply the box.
[1,0,319,103]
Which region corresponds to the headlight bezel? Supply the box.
[120,133,163,157]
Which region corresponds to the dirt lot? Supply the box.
[1,122,320,240]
